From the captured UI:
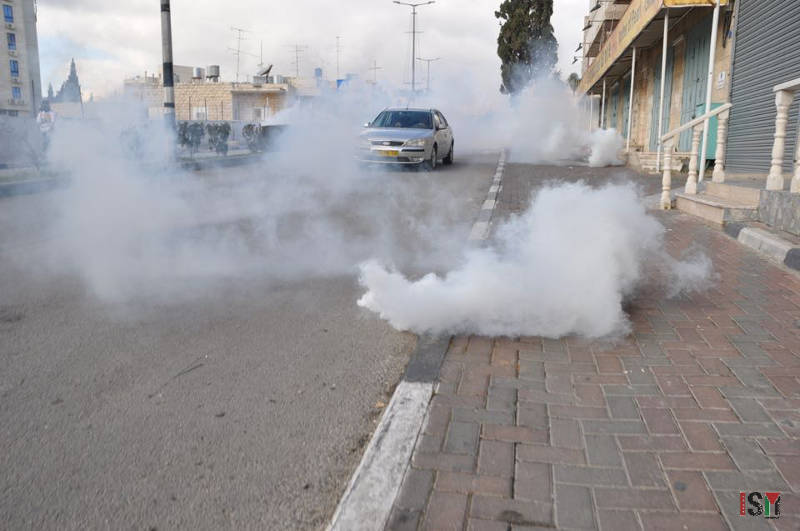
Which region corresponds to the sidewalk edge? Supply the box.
[724,223,800,272]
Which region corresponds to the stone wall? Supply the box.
[759,190,800,236]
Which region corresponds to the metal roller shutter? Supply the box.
[726,0,800,175]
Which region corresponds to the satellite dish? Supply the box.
[257,64,274,77]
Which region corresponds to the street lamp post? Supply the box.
[417,57,440,92]
[160,0,176,129]
[393,1,435,93]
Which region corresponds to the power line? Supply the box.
[336,36,342,80]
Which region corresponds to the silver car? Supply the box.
[357,108,455,170]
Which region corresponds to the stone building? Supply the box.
[0,0,41,117]
[580,0,800,237]
[51,58,82,103]
[123,68,290,123]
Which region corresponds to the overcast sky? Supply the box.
[38,0,587,99]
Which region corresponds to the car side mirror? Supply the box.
[363,122,370,128]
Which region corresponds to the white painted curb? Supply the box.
[327,381,433,531]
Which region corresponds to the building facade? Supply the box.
[1,0,41,117]
[123,71,290,123]
[580,0,800,178]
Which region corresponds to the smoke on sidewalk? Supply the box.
[357,182,712,339]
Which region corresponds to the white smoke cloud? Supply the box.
[357,182,712,339]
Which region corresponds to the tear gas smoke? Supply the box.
[30,75,641,313]
[357,182,712,339]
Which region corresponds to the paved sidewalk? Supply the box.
[386,168,800,530]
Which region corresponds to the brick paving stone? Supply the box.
[554,464,628,487]
[586,434,624,467]
[421,491,468,530]
[470,495,553,527]
[597,510,642,531]
[607,396,640,419]
[445,421,481,455]
[436,472,511,497]
[624,452,666,487]
[638,512,728,531]
[482,424,548,444]
[641,408,681,434]
[555,484,596,529]
[395,468,435,511]
[617,435,688,452]
[477,440,515,478]
[388,181,800,531]
[679,421,724,451]
[550,418,583,449]
[666,470,718,511]
[516,444,586,465]
[514,461,552,502]
[659,452,736,470]
[722,437,774,470]
[594,487,676,510]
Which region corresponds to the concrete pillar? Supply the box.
[699,0,721,182]
[601,78,607,129]
[160,0,176,129]
[711,109,730,183]
[661,137,675,210]
[656,9,669,173]
[626,47,636,152]
[686,125,702,194]
[767,90,795,191]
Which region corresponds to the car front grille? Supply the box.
[371,140,404,147]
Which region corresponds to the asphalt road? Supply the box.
[0,152,497,530]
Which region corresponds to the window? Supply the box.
[3,5,12,24]
[436,111,449,128]
[6,32,14,50]
[11,86,20,100]
[9,58,18,76]
[370,110,433,129]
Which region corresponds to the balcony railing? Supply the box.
[660,103,732,209]
[767,78,800,193]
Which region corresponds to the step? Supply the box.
[704,182,761,206]
[675,192,759,225]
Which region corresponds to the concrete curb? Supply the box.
[328,151,509,530]
[469,150,506,241]
[724,223,800,272]
[327,336,449,531]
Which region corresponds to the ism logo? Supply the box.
[740,492,781,518]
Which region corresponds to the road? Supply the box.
[0,152,496,530]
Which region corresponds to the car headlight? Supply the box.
[404,138,426,148]
[360,138,372,149]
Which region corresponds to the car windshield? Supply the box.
[371,110,433,129]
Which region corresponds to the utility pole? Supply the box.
[160,0,175,129]
[336,36,342,80]
[393,1,435,93]
[368,60,383,83]
[231,27,249,83]
[288,44,308,78]
[416,56,440,92]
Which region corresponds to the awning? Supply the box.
[578,0,728,94]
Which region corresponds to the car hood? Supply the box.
[359,128,433,142]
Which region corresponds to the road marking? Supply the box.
[327,380,434,531]
[469,150,507,242]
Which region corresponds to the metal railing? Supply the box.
[767,77,800,193]
[659,102,732,209]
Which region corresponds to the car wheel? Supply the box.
[443,142,454,165]
[426,145,438,171]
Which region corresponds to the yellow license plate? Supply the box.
[379,150,399,157]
